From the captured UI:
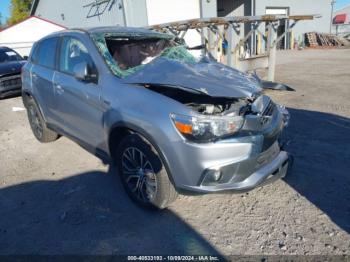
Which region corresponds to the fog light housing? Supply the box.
[212,170,222,181]
[201,169,223,186]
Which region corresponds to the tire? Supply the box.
[116,134,178,209]
[26,98,59,143]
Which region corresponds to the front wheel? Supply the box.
[116,134,178,209]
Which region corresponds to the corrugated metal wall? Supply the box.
[34,0,148,28]
[255,0,332,40]
[123,0,148,27]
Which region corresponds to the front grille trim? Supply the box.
[0,74,22,89]
[260,100,275,125]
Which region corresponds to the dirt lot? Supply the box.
[0,49,349,256]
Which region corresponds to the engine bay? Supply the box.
[144,84,255,117]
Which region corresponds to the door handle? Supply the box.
[32,73,38,79]
[55,84,64,95]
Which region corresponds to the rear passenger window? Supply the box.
[32,38,58,69]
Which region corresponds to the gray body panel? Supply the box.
[21,27,289,193]
[123,57,262,98]
[31,64,56,121]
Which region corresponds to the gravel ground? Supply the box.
[0,49,349,256]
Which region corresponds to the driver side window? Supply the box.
[59,37,96,75]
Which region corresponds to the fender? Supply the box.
[21,90,48,123]
[107,121,177,187]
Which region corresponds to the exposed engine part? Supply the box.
[144,84,252,116]
[186,103,229,115]
[186,99,251,116]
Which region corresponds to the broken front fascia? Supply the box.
[90,32,197,78]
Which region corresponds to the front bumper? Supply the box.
[0,75,22,97]
[165,135,289,194]
[184,150,289,193]
[163,103,289,194]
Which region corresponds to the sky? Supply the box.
[0,0,11,24]
[0,0,350,24]
[335,0,350,10]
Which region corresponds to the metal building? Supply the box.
[30,0,217,55]
[30,0,216,28]
[31,0,332,47]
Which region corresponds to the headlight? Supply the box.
[171,113,244,142]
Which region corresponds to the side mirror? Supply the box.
[73,62,97,83]
[23,56,29,60]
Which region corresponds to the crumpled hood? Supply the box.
[123,57,262,98]
[0,61,26,77]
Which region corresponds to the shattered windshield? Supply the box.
[91,32,198,78]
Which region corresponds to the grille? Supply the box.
[260,100,275,125]
[0,75,22,89]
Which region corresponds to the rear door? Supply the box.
[52,36,104,148]
[30,37,59,123]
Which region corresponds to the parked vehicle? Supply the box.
[0,47,26,99]
[22,27,290,209]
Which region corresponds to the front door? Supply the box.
[53,36,104,149]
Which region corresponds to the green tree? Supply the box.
[7,0,32,25]
[0,12,3,28]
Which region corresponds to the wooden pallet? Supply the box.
[305,32,318,47]
[305,32,345,48]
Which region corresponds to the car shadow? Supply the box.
[0,92,21,100]
[283,108,350,233]
[0,166,222,255]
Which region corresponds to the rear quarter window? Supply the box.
[32,37,58,69]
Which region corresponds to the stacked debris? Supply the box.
[304,32,347,48]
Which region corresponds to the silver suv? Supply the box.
[22,27,290,209]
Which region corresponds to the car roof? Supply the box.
[82,26,159,34]
[46,26,173,39]
[0,46,12,51]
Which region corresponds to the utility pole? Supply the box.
[330,0,336,34]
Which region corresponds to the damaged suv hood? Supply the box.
[123,57,262,98]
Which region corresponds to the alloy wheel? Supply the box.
[121,147,157,203]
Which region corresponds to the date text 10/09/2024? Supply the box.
[127,256,221,261]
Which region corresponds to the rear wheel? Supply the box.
[27,99,59,143]
[116,134,178,209]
